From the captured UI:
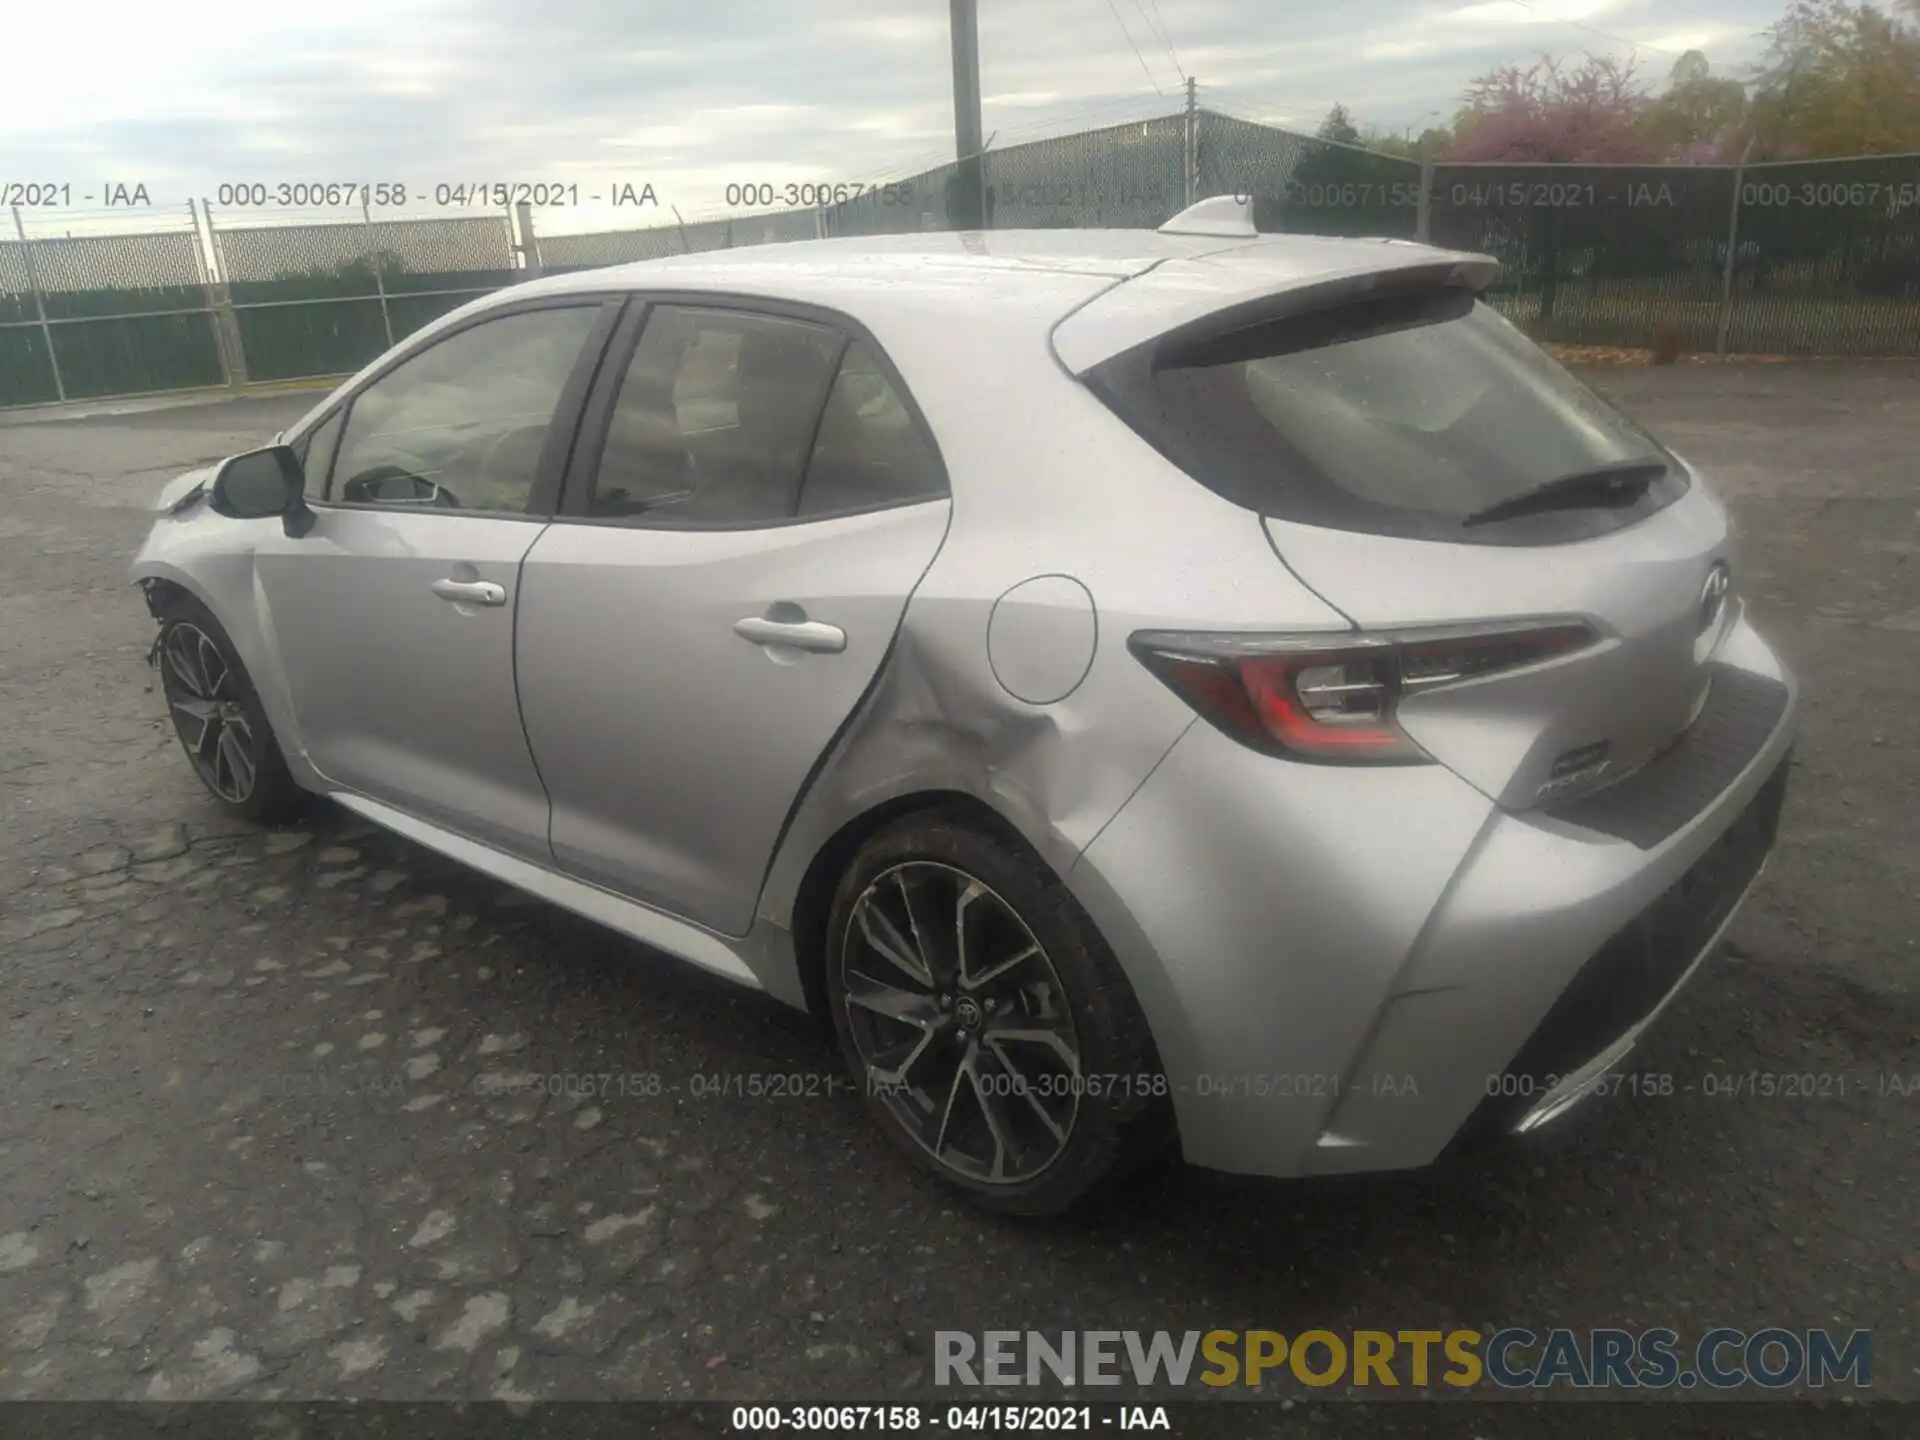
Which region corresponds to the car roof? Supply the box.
[279,229,1495,445]
[509,229,1495,373]
[523,229,1249,291]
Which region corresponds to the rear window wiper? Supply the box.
[1461,457,1670,528]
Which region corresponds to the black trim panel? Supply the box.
[1548,663,1791,849]
[527,299,629,517]
[1462,754,1790,1142]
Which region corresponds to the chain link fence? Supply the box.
[0,239,58,405]
[1722,156,1920,355]
[1428,165,1742,352]
[1426,159,1920,355]
[208,212,517,382]
[1199,113,1423,239]
[1,215,224,404]
[4,110,1917,409]
[986,114,1188,228]
[538,208,821,274]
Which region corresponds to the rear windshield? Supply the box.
[1085,287,1687,544]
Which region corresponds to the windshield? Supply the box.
[1088,289,1688,544]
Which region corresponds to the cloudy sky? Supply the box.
[7,0,1784,235]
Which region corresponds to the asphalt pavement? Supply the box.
[0,367,1915,1405]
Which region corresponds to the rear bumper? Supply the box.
[1067,612,1798,1179]
[1458,754,1787,1143]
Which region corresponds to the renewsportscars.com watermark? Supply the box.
[934,1328,1872,1391]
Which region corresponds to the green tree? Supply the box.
[1749,0,1920,156]
[1316,104,1362,146]
[1640,50,1750,160]
[1361,125,1454,160]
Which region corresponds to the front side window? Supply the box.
[326,305,600,514]
[589,306,843,524]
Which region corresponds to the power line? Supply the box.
[1196,90,1309,130]
[1130,0,1185,82]
[1501,0,1692,61]
[1100,0,1167,94]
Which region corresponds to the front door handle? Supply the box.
[430,578,507,606]
[733,615,846,654]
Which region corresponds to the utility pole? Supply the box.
[1184,75,1199,206]
[949,0,986,229]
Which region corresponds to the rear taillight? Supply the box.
[1129,621,1596,764]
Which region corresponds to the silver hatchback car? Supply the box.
[134,203,1797,1215]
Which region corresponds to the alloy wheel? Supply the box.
[160,622,258,804]
[840,861,1083,1185]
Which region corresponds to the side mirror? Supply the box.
[210,445,316,538]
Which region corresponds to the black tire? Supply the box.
[153,592,307,824]
[824,809,1173,1217]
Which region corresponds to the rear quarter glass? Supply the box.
[1083,287,1688,546]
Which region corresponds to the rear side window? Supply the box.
[1086,288,1686,544]
[590,306,843,524]
[798,342,947,517]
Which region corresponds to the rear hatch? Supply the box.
[1061,240,1736,813]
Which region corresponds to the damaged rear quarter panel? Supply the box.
[752,320,1354,1030]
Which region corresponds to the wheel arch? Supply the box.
[788,788,1033,1021]
[134,559,321,792]
[133,563,218,621]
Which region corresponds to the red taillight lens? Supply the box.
[1129,621,1595,765]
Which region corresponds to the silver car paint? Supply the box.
[1262,480,1738,812]
[514,500,954,936]
[1297,610,1796,1174]
[1075,606,1794,1177]
[252,509,553,860]
[132,230,1799,1180]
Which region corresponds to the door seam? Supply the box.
[508,522,561,863]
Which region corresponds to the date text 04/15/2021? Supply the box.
[728,1405,1170,1432]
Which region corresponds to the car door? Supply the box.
[515,299,953,935]
[254,298,619,860]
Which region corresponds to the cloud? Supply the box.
[3,0,1782,237]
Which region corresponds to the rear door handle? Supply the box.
[430,578,507,606]
[733,616,846,654]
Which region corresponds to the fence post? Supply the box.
[512,201,542,282]
[1416,160,1434,243]
[11,205,66,404]
[197,202,249,390]
[363,201,395,346]
[1715,162,1747,357]
[1184,76,1199,206]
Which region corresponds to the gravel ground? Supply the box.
[0,367,1914,1407]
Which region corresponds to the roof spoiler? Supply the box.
[1159,194,1256,238]
[1054,250,1502,374]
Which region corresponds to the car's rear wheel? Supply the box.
[824,811,1172,1216]
[154,593,305,824]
